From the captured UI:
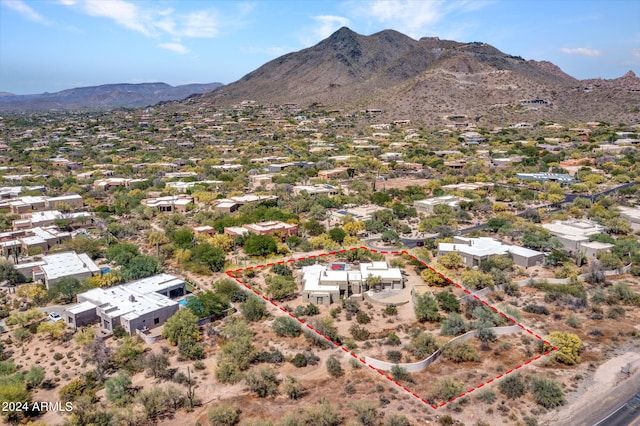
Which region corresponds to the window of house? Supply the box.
[154,318,159,325]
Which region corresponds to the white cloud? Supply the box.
[301,15,350,46]
[353,0,491,39]
[180,11,218,38]
[630,48,640,59]
[560,47,602,57]
[81,0,152,35]
[159,42,189,54]
[63,1,220,39]
[3,0,53,25]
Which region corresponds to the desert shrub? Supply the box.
[547,331,583,365]
[431,377,464,402]
[436,291,460,312]
[303,350,320,365]
[244,367,280,398]
[326,356,343,378]
[440,313,467,336]
[272,316,302,337]
[282,375,305,400]
[565,314,581,328]
[385,332,401,346]
[390,365,411,382]
[387,350,402,363]
[499,374,526,399]
[523,304,549,315]
[441,341,480,363]
[384,305,398,316]
[239,295,267,322]
[607,306,626,319]
[475,388,496,404]
[350,324,370,341]
[384,414,411,426]
[255,350,285,364]
[304,303,320,316]
[356,311,371,324]
[529,375,565,408]
[414,294,440,322]
[408,331,439,359]
[291,353,307,368]
[208,403,240,426]
[348,399,380,426]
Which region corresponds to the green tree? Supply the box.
[172,227,195,250]
[24,366,45,389]
[105,372,133,406]
[414,294,440,322]
[440,313,467,336]
[243,234,277,256]
[105,242,140,265]
[328,227,346,244]
[120,255,161,281]
[408,332,438,359]
[265,275,297,301]
[240,295,267,321]
[48,277,83,303]
[193,243,226,272]
[272,316,302,337]
[435,291,460,312]
[186,291,230,318]
[161,309,200,346]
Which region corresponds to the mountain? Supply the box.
[202,27,640,125]
[0,82,223,112]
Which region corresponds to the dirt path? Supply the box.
[539,346,640,426]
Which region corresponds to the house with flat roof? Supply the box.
[438,237,544,268]
[516,173,576,184]
[63,273,185,335]
[213,194,278,213]
[140,194,193,213]
[300,261,403,306]
[618,206,640,230]
[13,210,92,230]
[542,219,612,258]
[292,184,339,197]
[414,196,471,215]
[0,226,70,257]
[23,251,101,289]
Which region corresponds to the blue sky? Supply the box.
[1,0,639,94]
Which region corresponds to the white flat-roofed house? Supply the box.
[31,251,101,289]
[360,262,404,290]
[292,184,339,196]
[414,196,471,215]
[542,219,612,258]
[64,274,185,333]
[438,237,544,268]
[301,262,404,305]
[13,210,92,230]
[618,206,640,231]
[140,194,193,213]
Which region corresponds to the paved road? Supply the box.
[593,391,640,426]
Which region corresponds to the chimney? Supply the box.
[129,295,136,302]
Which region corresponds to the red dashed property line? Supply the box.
[224,248,558,410]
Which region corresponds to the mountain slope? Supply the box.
[202,27,639,125]
[0,82,223,112]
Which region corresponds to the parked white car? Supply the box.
[48,312,62,322]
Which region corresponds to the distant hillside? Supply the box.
[201,27,640,126]
[0,82,223,112]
